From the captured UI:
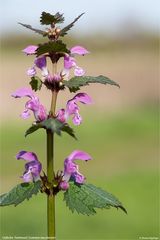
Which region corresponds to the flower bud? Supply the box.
[59,181,69,191]
[55,28,61,34]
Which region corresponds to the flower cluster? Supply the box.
[12,43,93,191]
[15,150,91,190]
[23,44,89,82]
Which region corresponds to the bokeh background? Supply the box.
[0,0,159,239]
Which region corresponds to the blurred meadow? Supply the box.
[0,2,159,239]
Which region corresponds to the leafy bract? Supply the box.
[64,181,127,215]
[60,13,85,36]
[0,181,41,207]
[29,76,42,91]
[25,118,76,139]
[40,12,64,25]
[36,41,69,56]
[25,124,41,137]
[64,75,120,92]
[18,23,46,36]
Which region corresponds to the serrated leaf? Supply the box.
[0,181,41,207]
[36,41,69,56]
[29,76,43,91]
[40,12,64,25]
[64,182,127,215]
[64,75,120,92]
[18,22,46,36]
[60,13,85,36]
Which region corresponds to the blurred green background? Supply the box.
[0,1,159,239]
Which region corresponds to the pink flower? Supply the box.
[12,88,47,122]
[57,93,92,125]
[27,67,37,77]
[22,45,38,55]
[26,56,49,78]
[34,56,49,77]
[16,151,42,182]
[63,45,89,79]
[60,150,92,190]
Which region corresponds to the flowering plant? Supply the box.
[0,12,126,238]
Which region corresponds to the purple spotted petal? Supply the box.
[64,56,76,69]
[72,111,82,125]
[16,151,38,162]
[34,56,46,69]
[25,161,42,176]
[22,160,41,182]
[21,109,30,119]
[74,66,85,76]
[70,46,89,55]
[34,56,49,77]
[22,172,33,182]
[12,88,34,99]
[22,45,38,55]
[27,67,36,77]
[17,151,42,182]
[72,172,85,184]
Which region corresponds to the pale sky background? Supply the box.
[0,0,159,36]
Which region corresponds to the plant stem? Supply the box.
[50,91,58,117]
[47,62,58,239]
[47,129,55,239]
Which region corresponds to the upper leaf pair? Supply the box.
[19,12,85,37]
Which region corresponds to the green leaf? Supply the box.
[61,124,77,140]
[64,182,127,215]
[64,75,120,92]
[36,41,69,56]
[0,181,41,207]
[29,76,43,91]
[25,124,41,137]
[60,13,85,36]
[18,22,46,36]
[40,12,64,25]
[25,118,76,139]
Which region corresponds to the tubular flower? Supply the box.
[57,93,92,125]
[63,45,89,79]
[34,56,49,77]
[59,150,92,190]
[12,88,47,122]
[27,56,49,78]
[16,151,42,182]
[22,46,49,77]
